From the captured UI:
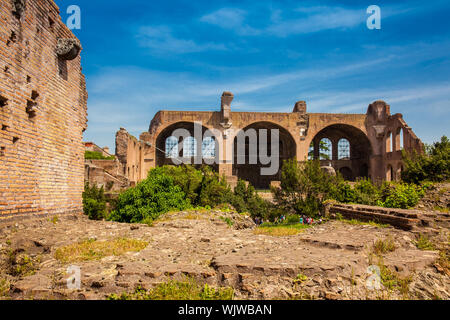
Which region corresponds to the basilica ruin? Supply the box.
[103,92,423,190]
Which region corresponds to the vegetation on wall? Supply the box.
[85,151,115,160]
[402,136,449,184]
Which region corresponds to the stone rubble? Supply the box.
[0,210,448,300]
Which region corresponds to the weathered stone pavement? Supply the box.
[0,210,448,300]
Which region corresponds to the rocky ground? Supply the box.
[0,208,448,300]
[416,182,450,213]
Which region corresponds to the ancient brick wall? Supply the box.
[0,0,87,220]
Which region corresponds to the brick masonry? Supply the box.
[0,0,87,220]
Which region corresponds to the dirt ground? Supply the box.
[0,209,448,300]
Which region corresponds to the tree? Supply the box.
[402,136,449,184]
[272,158,339,217]
[308,141,331,160]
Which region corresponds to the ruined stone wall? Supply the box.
[0,0,87,220]
[119,93,423,187]
[115,128,146,185]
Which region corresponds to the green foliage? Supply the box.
[108,278,234,300]
[83,183,107,220]
[402,136,450,184]
[231,180,268,218]
[308,141,331,160]
[107,165,270,223]
[108,168,191,223]
[197,167,233,208]
[377,182,426,209]
[272,158,428,217]
[414,235,435,251]
[155,165,203,204]
[272,158,340,217]
[85,151,115,160]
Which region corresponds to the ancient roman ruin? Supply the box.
[106,92,423,190]
[0,0,87,221]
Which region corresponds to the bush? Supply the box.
[108,165,270,223]
[83,183,107,220]
[378,182,426,209]
[402,136,450,184]
[231,180,268,218]
[108,168,191,223]
[155,165,203,204]
[272,158,339,217]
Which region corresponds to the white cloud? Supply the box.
[137,25,227,53]
[200,8,261,36]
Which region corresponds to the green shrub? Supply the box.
[231,180,268,218]
[108,168,191,223]
[155,165,203,204]
[378,182,425,209]
[85,151,115,160]
[198,167,233,207]
[272,158,339,217]
[83,183,107,220]
[402,136,449,184]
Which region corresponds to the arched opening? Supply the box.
[338,138,350,160]
[233,121,296,189]
[386,131,392,153]
[183,136,197,157]
[360,163,369,178]
[396,164,404,181]
[319,138,332,160]
[339,167,353,181]
[386,165,394,181]
[202,137,216,159]
[310,124,372,180]
[308,142,314,160]
[165,136,178,158]
[155,122,218,170]
[396,128,404,151]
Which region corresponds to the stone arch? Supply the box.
[310,124,372,180]
[232,121,297,189]
[155,121,219,170]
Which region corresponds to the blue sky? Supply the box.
[56,0,450,149]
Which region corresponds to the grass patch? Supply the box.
[368,255,413,299]
[254,223,310,237]
[293,273,308,285]
[55,238,148,263]
[436,251,449,275]
[219,216,234,227]
[414,235,436,251]
[85,151,115,160]
[6,250,40,277]
[373,237,396,255]
[108,278,234,300]
[433,206,449,213]
[337,216,389,229]
[0,277,10,297]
